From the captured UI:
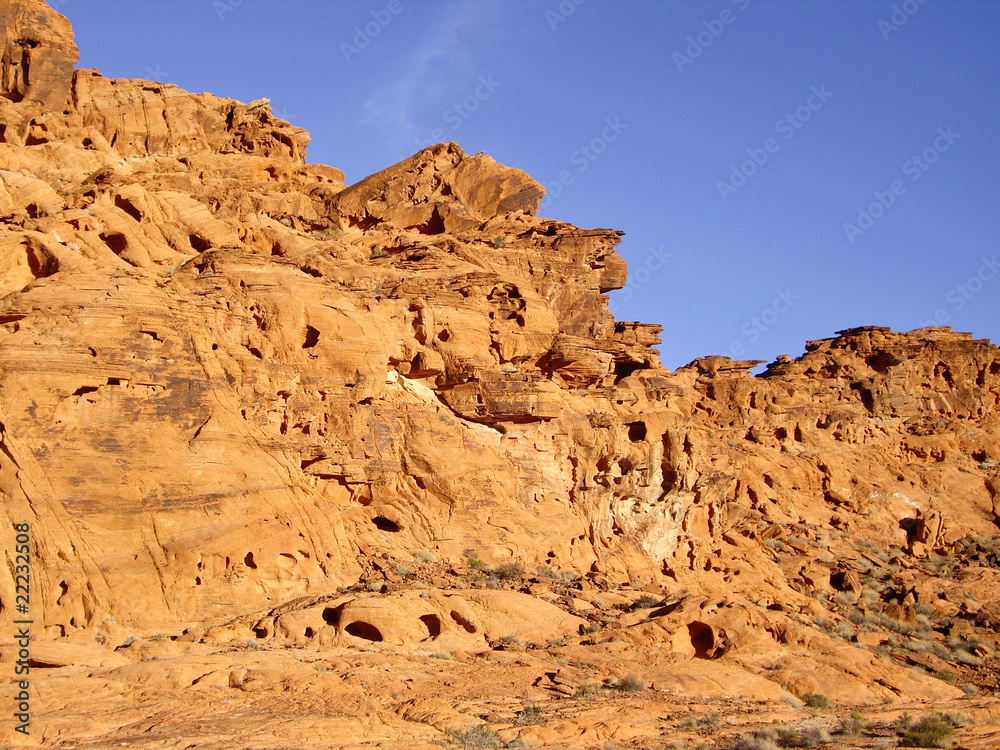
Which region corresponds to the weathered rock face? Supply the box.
[2,3,1000,747]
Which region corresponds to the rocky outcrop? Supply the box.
[0,3,999,748]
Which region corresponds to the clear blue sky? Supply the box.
[62,0,999,369]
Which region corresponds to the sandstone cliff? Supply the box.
[1,2,999,748]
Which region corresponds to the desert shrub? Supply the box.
[391,561,414,577]
[431,651,452,660]
[775,727,831,747]
[515,702,543,725]
[574,683,600,697]
[899,715,954,748]
[800,693,832,708]
[933,670,957,684]
[839,713,868,735]
[630,594,662,610]
[698,712,721,727]
[613,673,645,692]
[466,556,489,572]
[491,236,506,248]
[413,549,436,564]
[448,724,502,749]
[725,732,780,750]
[495,561,525,581]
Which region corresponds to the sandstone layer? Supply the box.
[1,2,999,748]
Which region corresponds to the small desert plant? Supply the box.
[431,651,452,660]
[630,594,662,610]
[495,561,525,581]
[413,549,436,564]
[448,724,502,749]
[933,670,957,684]
[725,732,780,750]
[839,712,869,735]
[466,556,489,572]
[491,236,506,248]
[612,673,645,692]
[698,711,721,727]
[776,727,831,747]
[515,702,543,725]
[800,692,833,708]
[899,715,954,747]
[574,682,600,697]
[391,561,415,577]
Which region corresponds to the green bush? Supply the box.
[630,594,662,610]
[839,712,868,735]
[800,693,833,708]
[899,715,954,748]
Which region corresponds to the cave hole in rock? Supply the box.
[419,614,442,639]
[687,621,716,658]
[321,606,342,627]
[99,232,128,255]
[449,610,477,633]
[302,325,320,349]
[244,552,257,570]
[189,234,212,251]
[114,196,142,221]
[252,626,268,639]
[304,627,315,638]
[437,329,450,342]
[774,427,787,440]
[345,621,383,641]
[372,516,400,532]
[627,422,647,442]
[72,385,98,397]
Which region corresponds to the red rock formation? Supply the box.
[0,3,999,747]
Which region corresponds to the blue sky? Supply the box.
[62,0,999,369]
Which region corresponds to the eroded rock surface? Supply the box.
[1,2,999,748]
